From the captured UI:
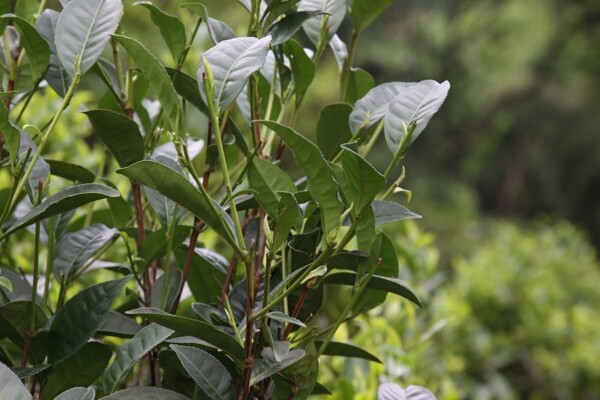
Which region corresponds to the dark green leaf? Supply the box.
[316,103,352,160]
[351,0,396,32]
[55,0,123,77]
[135,1,186,61]
[127,307,245,362]
[345,68,375,104]
[12,365,51,379]
[35,9,72,97]
[166,67,208,113]
[371,200,421,225]
[1,183,120,238]
[102,179,131,228]
[0,268,34,303]
[118,160,237,246]
[46,159,95,183]
[0,103,20,166]
[176,247,226,305]
[40,342,111,399]
[282,39,314,105]
[339,143,386,213]
[97,311,142,338]
[141,225,191,265]
[1,14,50,83]
[260,121,342,240]
[112,34,181,129]
[198,36,271,111]
[54,224,118,283]
[100,387,191,400]
[54,387,96,400]
[251,348,305,385]
[0,1,10,32]
[324,271,421,307]
[48,276,131,363]
[248,158,296,216]
[171,345,235,400]
[151,270,182,311]
[272,192,300,250]
[18,131,50,202]
[315,341,381,363]
[0,301,47,346]
[0,362,32,400]
[267,11,320,46]
[85,109,144,168]
[298,0,346,45]
[104,324,174,393]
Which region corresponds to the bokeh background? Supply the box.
[35,0,600,398]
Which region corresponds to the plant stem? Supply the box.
[340,30,359,101]
[42,217,54,309]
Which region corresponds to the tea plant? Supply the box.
[0,0,449,398]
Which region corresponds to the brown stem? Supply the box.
[20,331,31,368]
[282,285,310,340]
[170,217,204,314]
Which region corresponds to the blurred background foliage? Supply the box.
[18,0,600,398]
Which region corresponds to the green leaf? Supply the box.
[0,268,34,303]
[141,225,191,265]
[345,67,375,104]
[324,271,421,307]
[383,80,450,151]
[378,383,436,400]
[0,276,11,292]
[0,1,10,32]
[371,200,421,225]
[251,348,305,385]
[260,121,342,240]
[181,3,236,44]
[127,307,245,362]
[316,103,352,160]
[40,342,111,399]
[18,131,50,202]
[0,103,20,166]
[85,109,145,167]
[134,1,186,61]
[14,0,39,22]
[118,160,237,246]
[54,388,96,400]
[55,0,123,77]
[298,0,346,45]
[166,67,208,113]
[349,82,405,134]
[112,34,181,129]
[1,14,50,83]
[0,301,46,346]
[266,312,306,328]
[198,36,271,111]
[48,276,131,363]
[104,323,174,394]
[53,224,118,283]
[315,341,381,363]
[351,0,396,32]
[97,311,142,338]
[100,387,191,400]
[339,143,386,213]
[170,344,235,400]
[0,362,32,400]
[272,192,300,250]
[329,34,347,71]
[47,159,95,183]
[36,9,72,97]
[175,247,226,305]
[151,270,182,311]
[282,39,315,105]
[267,11,321,46]
[1,183,120,238]
[248,158,296,216]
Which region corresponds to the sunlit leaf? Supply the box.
[298,0,346,45]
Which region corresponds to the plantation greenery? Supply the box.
[0,0,448,399]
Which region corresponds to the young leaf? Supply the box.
[85,109,145,167]
[181,3,236,44]
[40,342,111,399]
[267,11,321,46]
[36,9,72,96]
[0,362,32,400]
[1,183,120,238]
[48,276,131,363]
[15,0,39,21]
[54,388,96,400]
[377,383,436,400]
[55,0,123,77]
[315,341,381,363]
[371,200,421,225]
[117,160,237,246]
[112,34,181,129]
[351,0,396,32]
[349,82,406,134]
[100,387,191,399]
[53,224,118,283]
[134,1,186,61]
[248,157,297,216]
[198,36,272,111]
[298,0,346,45]
[104,324,174,394]
[383,80,450,152]
[170,345,236,400]
[1,14,50,83]
[316,103,352,160]
[127,307,245,362]
[259,121,342,240]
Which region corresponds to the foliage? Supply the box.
[0,0,448,399]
